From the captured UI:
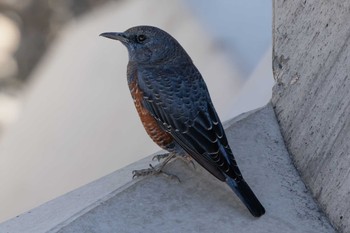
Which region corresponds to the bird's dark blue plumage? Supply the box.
[101,25,265,217]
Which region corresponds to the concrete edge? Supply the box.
[47,102,336,233]
[0,105,266,233]
[0,154,155,233]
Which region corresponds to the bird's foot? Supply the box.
[152,153,171,162]
[152,153,195,169]
[132,164,180,182]
[132,153,181,182]
[179,154,196,169]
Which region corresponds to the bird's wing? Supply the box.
[138,64,243,181]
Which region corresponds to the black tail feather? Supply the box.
[226,177,265,217]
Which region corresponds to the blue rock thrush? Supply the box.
[100,26,265,217]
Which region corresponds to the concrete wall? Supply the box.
[272,1,350,232]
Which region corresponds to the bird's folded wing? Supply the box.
[138,68,242,181]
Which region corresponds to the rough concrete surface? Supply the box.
[0,104,335,232]
[272,1,350,232]
[53,104,335,233]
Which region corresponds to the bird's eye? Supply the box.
[136,34,146,43]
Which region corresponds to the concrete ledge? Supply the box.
[0,154,152,233]
[0,104,335,232]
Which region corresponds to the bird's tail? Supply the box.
[225,177,265,217]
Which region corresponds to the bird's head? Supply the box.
[100,25,191,64]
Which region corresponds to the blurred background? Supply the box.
[0,0,272,223]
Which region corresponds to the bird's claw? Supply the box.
[187,160,196,169]
[151,153,195,170]
[132,164,181,183]
[178,154,196,169]
[132,164,157,179]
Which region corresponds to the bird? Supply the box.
[100,25,265,217]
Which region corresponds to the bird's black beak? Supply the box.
[99,32,128,43]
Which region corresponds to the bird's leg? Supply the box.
[153,152,195,169]
[178,154,196,169]
[132,153,180,182]
[152,153,171,161]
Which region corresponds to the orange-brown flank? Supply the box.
[128,79,174,150]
